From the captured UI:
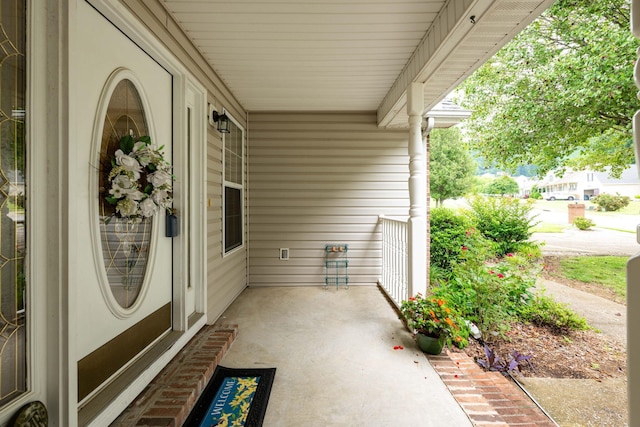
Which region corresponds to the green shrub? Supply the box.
[520,293,590,332]
[529,189,542,200]
[509,241,543,261]
[468,196,539,256]
[573,216,595,230]
[429,207,493,273]
[430,207,472,272]
[591,193,630,212]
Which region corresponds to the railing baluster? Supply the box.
[379,216,409,309]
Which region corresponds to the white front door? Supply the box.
[72,2,174,403]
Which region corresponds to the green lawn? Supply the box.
[557,256,627,299]
[531,222,566,233]
[534,199,640,215]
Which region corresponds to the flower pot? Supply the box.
[416,333,446,355]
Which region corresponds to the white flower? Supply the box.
[147,170,172,187]
[152,192,172,209]
[112,174,135,190]
[135,145,154,167]
[127,190,145,201]
[107,136,173,219]
[115,149,142,174]
[152,189,170,205]
[116,198,138,217]
[139,198,157,217]
[109,186,126,199]
[132,141,147,152]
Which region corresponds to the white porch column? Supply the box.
[407,83,426,297]
[424,116,435,296]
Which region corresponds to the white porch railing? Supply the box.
[378,216,409,308]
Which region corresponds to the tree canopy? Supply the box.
[484,175,520,196]
[458,0,638,178]
[429,127,476,206]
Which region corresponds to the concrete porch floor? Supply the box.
[214,285,472,426]
[113,285,557,426]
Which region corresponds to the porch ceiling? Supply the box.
[160,0,554,128]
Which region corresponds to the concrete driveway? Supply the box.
[532,227,639,256]
[531,203,640,256]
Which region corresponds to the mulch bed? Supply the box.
[459,322,626,380]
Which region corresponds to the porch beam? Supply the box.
[377,0,476,127]
[377,0,555,128]
[407,82,426,297]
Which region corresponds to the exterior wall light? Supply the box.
[208,103,231,133]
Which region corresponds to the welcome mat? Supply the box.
[184,366,276,427]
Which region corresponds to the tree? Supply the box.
[484,175,520,195]
[458,0,638,178]
[429,127,476,206]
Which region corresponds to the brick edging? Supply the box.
[428,350,557,427]
[110,325,238,427]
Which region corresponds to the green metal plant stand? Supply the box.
[324,244,348,289]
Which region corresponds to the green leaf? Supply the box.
[429,127,475,206]
[143,184,153,195]
[458,0,636,175]
[105,195,118,205]
[138,135,151,144]
[120,135,135,153]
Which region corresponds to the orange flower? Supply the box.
[445,317,454,327]
[437,299,445,307]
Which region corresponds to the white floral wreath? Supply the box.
[105,133,173,219]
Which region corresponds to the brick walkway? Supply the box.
[110,325,237,427]
[428,350,558,427]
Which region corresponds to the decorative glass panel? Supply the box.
[99,80,152,308]
[0,0,27,406]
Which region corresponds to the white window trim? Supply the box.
[222,112,246,257]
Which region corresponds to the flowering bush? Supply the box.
[105,134,173,219]
[400,294,469,348]
[430,240,541,339]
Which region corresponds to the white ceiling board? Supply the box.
[160,0,554,124]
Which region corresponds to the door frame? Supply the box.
[173,77,208,331]
[0,2,52,426]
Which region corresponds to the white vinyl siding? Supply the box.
[248,112,410,286]
[206,118,248,321]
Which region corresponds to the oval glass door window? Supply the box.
[98,79,152,308]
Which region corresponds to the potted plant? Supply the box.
[400,294,468,354]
